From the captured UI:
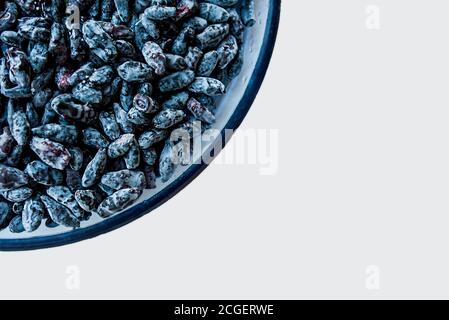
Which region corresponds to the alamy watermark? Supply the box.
[65,265,81,290]
[366,5,381,30]
[66,5,81,30]
[165,121,279,176]
[365,265,381,290]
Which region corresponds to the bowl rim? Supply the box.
[0,0,282,251]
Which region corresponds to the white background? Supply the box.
[2,0,449,299]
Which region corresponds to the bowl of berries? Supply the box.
[0,0,281,250]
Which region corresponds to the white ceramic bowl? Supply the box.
[0,0,281,250]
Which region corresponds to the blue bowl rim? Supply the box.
[0,0,282,251]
